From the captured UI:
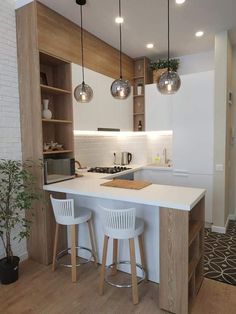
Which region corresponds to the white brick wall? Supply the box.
[74,133,173,167]
[0,0,27,260]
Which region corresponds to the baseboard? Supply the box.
[228,214,236,221]
[211,214,235,234]
[19,251,28,262]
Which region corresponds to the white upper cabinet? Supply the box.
[145,84,173,131]
[72,63,133,131]
[172,71,214,174]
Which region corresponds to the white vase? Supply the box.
[42,99,52,119]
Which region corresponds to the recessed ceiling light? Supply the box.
[176,0,186,4]
[115,16,124,24]
[195,31,204,37]
[146,43,154,49]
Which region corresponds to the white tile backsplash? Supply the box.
[74,133,172,167]
[0,0,26,260]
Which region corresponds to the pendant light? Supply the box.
[74,0,93,103]
[157,0,181,95]
[111,0,131,100]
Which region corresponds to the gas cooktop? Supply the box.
[87,166,131,174]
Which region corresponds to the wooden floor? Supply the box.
[1,260,236,314]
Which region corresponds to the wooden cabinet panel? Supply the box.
[36,2,133,82]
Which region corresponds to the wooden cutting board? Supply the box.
[101,179,152,190]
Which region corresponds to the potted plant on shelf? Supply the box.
[150,58,180,83]
[0,159,40,285]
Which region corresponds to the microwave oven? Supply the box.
[44,158,75,184]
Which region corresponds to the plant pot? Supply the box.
[153,68,168,83]
[0,256,20,285]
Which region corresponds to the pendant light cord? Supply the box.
[80,4,85,84]
[119,0,123,79]
[167,0,170,72]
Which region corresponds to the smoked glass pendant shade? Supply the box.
[111,0,131,100]
[74,82,93,103]
[74,1,93,103]
[111,78,131,100]
[157,70,181,95]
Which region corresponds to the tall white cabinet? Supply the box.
[145,71,214,223]
[145,84,172,131]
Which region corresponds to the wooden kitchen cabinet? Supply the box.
[16,3,74,265]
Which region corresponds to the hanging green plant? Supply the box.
[150,58,180,72]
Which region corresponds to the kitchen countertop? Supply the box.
[44,164,205,211]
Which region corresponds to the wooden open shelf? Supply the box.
[133,75,144,79]
[133,94,144,98]
[133,57,152,131]
[42,119,73,124]
[40,84,71,95]
[189,220,203,246]
[189,255,201,280]
[133,112,144,116]
[43,150,73,155]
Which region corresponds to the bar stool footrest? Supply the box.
[105,261,146,288]
[56,246,94,268]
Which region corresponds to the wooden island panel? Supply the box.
[159,196,205,313]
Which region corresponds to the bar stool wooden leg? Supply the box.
[52,223,59,272]
[138,234,147,281]
[87,219,98,268]
[71,224,77,283]
[129,238,139,305]
[99,235,109,295]
[110,239,118,275]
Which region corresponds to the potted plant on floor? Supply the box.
[0,159,40,285]
[150,58,180,83]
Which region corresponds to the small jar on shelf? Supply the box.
[138,120,143,131]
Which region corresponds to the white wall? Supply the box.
[74,133,172,167]
[72,64,133,131]
[229,45,236,217]
[212,31,231,229]
[178,50,214,75]
[0,0,27,260]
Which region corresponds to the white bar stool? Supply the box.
[50,195,98,283]
[99,206,147,305]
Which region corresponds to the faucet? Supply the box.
[75,160,87,169]
[163,148,170,165]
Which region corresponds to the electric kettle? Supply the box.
[121,152,132,165]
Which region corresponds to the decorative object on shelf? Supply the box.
[0,159,40,284]
[228,90,233,105]
[157,0,181,95]
[74,0,93,103]
[40,72,48,85]
[43,141,64,152]
[138,120,143,131]
[42,99,52,119]
[137,83,143,95]
[150,58,179,83]
[110,0,131,100]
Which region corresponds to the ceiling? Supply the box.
[38,0,236,59]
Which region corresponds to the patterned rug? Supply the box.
[204,220,236,285]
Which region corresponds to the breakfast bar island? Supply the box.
[44,169,205,314]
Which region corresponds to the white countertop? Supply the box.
[44,165,205,211]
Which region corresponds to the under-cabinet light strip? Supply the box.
[73,130,173,137]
